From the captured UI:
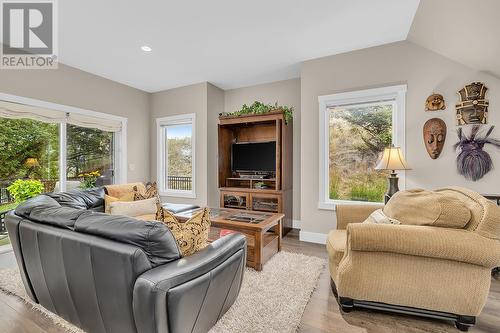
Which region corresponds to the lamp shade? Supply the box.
[375,146,410,171]
[25,158,40,168]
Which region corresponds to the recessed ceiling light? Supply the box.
[141,45,152,52]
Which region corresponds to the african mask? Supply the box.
[425,93,446,111]
[423,118,447,159]
[456,82,489,125]
[454,125,500,181]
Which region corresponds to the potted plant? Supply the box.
[219,101,294,124]
[6,179,44,203]
[78,170,101,189]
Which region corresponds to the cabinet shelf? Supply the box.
[225,178,276,190]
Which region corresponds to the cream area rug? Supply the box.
[0,251,325,333]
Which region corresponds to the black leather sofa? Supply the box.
[5,187,247,333]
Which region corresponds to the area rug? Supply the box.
[0,251,325,333]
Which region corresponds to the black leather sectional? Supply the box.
[5,187,247,333]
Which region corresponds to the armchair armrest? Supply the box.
[336,204,384,230]
[347,223,500,268]
[133,233,246,333]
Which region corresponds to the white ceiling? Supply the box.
[59,0,420,92]
[409,0,500,79]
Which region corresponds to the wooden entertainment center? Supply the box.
[218,111,293,235]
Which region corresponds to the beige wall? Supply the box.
[150,82,208,206]
[223,78,301,220]
[0,63,151,182]
[300,40,500,236]
[207,83,225,207]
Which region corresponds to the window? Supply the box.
[157,114,196,198]
[0,94,127,201]
[66,124,115,190]
[318,85,406,210]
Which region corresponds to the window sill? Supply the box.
[160,191,196,199]
[318,200,384,211]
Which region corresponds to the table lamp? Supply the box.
[375,145,410,203]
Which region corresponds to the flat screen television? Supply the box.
[231,141,276,173]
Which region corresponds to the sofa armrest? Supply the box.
[133,233,246,333]
[336,204,384,230]
[347,223,500,268]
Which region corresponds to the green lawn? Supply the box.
[0,236,10,246]
[0,202,18,213]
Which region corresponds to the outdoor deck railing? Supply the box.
[167,176,192,191]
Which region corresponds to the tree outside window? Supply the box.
[328,103,392,202]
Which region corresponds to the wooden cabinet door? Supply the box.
[250,193,282,213]
[220,191,250,210]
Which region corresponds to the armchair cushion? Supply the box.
[347,223,500,268]
[384,189,471,228]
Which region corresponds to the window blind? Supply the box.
[0,100,122,132]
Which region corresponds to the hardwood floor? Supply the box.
[0,230,499,333]
[283,230,500,333]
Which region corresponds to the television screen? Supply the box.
[232,141,276,172]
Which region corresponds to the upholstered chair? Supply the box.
[326,187,500,331]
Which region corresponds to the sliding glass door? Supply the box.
[66,124,115,190]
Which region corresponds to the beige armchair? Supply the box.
[326,187,500,331]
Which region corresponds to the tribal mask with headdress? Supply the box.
[454,125,500,181]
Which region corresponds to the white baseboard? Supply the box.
[292,219,301,229]
[299,231,327,244]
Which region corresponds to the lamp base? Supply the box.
[384,171,400,204]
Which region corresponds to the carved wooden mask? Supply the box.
[425,93,446,111]
[423,118,447,159]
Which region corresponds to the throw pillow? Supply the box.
[133,182,165,222]
[104,193,135,214]
[363,209,400,225]
[105,183,146,198]
[161,207,211,257]
[109,197,157,217]
[383,189,471,228]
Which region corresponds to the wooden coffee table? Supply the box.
[174,207,283,271]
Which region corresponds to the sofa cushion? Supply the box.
[74,211,181,267]
[326,230,346,266]
[47,187,105,210]
[135,214,157,221]
[28,206,87,229]
[133,182,164,222]
[109,197,157,217]
[384,189,471,228]
[104,193,135,213]
[15,195,60,218]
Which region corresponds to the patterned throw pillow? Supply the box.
[133,182,165,222]
[161,208,211,257]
